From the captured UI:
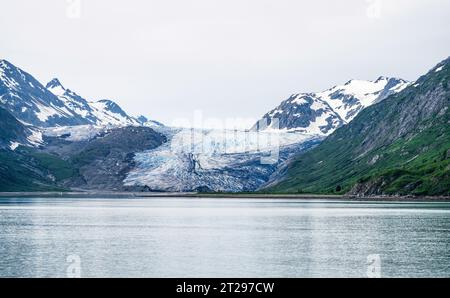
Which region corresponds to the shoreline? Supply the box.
[0,192,449,202]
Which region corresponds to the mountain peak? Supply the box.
[344,79,355,86]
[98,99,117,106]
[1,59,145,128]
[254,75,410,135]
[46,78,65,90]
[375,76,388,82]
[96,99,128,117]
[431,56,450,73]
[438,56,450,66]
[0,59,13,69]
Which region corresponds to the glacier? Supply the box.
[124,127,322,192]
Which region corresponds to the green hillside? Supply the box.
[269,58,450,196]
[0,149,71,192]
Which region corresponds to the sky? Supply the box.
[1,0,450,129]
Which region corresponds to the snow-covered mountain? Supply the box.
[89,99,139,126]
[46,77,139,126]
[0,60,89,127]
[45,78,139,127]
[45,78,98,124]
[0,59,141,128]
[253,77,410,136]
[253,94,343,135]
[316,77,409,122]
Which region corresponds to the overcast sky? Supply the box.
[1,0,450,128]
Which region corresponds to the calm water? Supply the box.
[0,198,449,278]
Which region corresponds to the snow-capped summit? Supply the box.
[0,60,88,127]
[254,76,409,136]
[0,60,144,128]
[45,78,140,127]
[316,77,410,122]
[96,99,128,116]
[45,78,71,97]
[89,99,139,126]
[45,78,101,123]
[45,78,64,91]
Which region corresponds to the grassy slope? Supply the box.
[0,148,72,192]
[27,150,76,182]
[270,60,450,196]
[271,113,449,195]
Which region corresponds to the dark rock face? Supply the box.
[355,81,449,156]
[42,126,167,191]
[374,77,409,104]
[0,107,30,148]
[348,177,392,196]
[45,78,63,90]
[136,115,149,124]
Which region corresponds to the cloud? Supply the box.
[1,0,449,128]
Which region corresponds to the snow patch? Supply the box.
[35,103,60,122]
[291,95,308,105]
[310,99,328,111]
[47,85,66,96]
[268,108,283,118]
[44,125,110,142]
[9,142,20,151]
[27,129,43,146]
